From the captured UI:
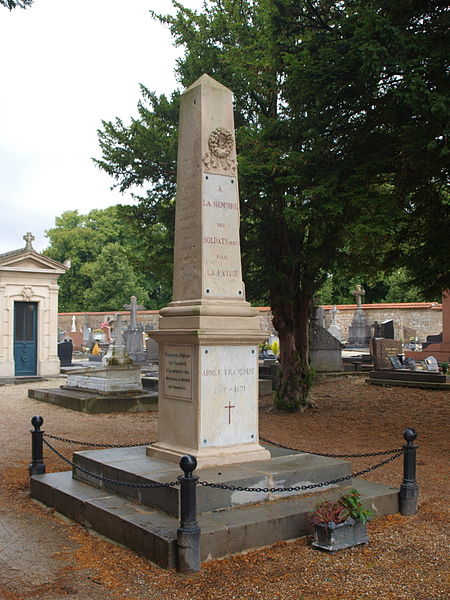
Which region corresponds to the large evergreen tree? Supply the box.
[96,0,449,410]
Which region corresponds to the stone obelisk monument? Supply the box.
[148,74,270,468]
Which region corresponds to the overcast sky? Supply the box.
[0,0,202,254]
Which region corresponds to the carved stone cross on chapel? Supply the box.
[123,296,145,329]
[23,232,35,251]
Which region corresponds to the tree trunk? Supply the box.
[271,289,315,412]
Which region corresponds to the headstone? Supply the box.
[310,318,344,372]
[122,296,147,364]
[327,305,342,341]
[388,355,404,370]
[82,315,91,346]
[371,338,402,370]
[57,339,73,367]
[71,315,77,333]
[403,325,417,344]
[403,357,417,370]
[380,319,394,339]
[145,337,159,362]
[424,356,439,372]
[348,285,371,347]
[148,74,270,468]
[102,314,131,366]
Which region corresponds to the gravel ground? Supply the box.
[0,376,449,600]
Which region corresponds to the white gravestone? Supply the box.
[148,74,270,468]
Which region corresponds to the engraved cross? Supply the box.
[123,295,145,329]
[224,400,235,424]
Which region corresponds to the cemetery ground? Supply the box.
[0,377,448,600]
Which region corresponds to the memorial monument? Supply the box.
[148,74,270,468]
[30,76,399,570]
[347,284,371,347]
[123,295,147,364]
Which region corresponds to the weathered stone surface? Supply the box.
[30,467,398,567]
[28,387,158,413]
[148,74,269,468]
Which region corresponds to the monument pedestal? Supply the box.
[30,445,399,568]
[148,322,270,469]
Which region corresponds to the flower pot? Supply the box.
[312,518,368,552]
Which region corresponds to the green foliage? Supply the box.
[316,268,431,305]
[1,0,33,9]
[310,488,373,527]
[82,243,150,312]
[95,0,449,410]
[338,488,373,526]
[44,207,170,312]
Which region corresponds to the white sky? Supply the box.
[0,0,203,254]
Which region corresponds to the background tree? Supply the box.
[44,207,170,312]
[1,0,33,9]
[96,0,449,410]
[82,243,150,311]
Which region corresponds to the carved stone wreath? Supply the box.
[208,127,234,158]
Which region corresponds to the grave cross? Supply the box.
[352,285,365,311]
[23,232,35,251]
[123,295,145,329]
[224,400,235,424]
[331,305,338,326]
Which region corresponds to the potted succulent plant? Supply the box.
[310,488,372,552]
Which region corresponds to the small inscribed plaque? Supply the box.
[163,345,193,400]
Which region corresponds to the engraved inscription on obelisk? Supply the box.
[172,75,245,303]
[148,74,269,468]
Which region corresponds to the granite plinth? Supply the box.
[65,365,142,393]
[71,445,351,515]
[30,445,399,568]
[367,370,450,390]
[28,387,158,413]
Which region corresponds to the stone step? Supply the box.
[71,446,352,515]
[30,470,398,568]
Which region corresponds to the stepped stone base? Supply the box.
[367,370,450,390]
[28,387,158,413]
[30,446,399,568]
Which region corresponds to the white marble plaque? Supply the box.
[200,345,258,446]
[162,345,193,400]
[202,173,244,298]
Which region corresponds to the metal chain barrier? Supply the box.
[198,452,403,493]
[42,437,402,494]
[259,436,402,458]
[43,432,155,448]
[43,438,179,489]
[44,431,400,458]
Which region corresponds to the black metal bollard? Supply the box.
[399,428,419,515]
[177,455,200,574]
[29,416,46,476]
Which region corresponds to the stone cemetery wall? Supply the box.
[59,302,441,343]
[322,302,442,342]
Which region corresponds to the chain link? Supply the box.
[259,436,402,458]
[44,431,400,458]
[42,438,402,494]
[43,439,179,489]
[44,433,155,448]
[198,452,403,493]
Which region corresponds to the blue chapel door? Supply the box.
[14,302,37,376]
